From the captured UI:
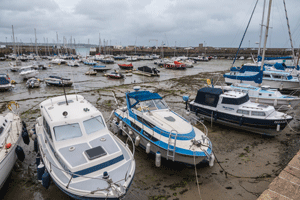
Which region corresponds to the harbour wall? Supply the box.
[0,45,295,58]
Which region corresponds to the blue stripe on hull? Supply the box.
[74,155,124,178]
[114,112,210,157]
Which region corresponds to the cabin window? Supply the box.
[259,93,262,96]
[222,94,249,105]
[53,123,82,141]
[153,99,168,109]
[143,100,156,111]
[83,116,106,135]
[43,117,53,140]
[205,94,216,106]
[263,74,271,78]
[273,75,282,79]
[236,109,250,115]
[129,98,137,107]
[0,126,3,135]
[269,94,272,96]
[251,111,266,116]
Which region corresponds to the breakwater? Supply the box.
[0,45,295,58]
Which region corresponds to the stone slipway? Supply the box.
[258,150,300,200]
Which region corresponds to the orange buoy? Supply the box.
[5,143,12,149]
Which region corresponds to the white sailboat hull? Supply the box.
[225,78,300,90]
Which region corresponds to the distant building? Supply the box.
[114,45,123,50]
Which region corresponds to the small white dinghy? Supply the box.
[26,78,40,88]
[0,102,28,189]
[35,95,135,199]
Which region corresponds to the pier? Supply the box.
[258,150,300,200]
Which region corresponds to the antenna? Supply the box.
[62,78,68,105]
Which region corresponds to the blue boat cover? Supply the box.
[194,87,223,107]
[257,56,292,61]
[273,63,286,70]
[93,65,106,68]
[0,74,10,85]
[224,70,263,84]
[230,65,265,72]
[128,91,162,102]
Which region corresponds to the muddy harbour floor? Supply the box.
[1,69,300,200]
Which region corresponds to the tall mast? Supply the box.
[260,0,272,71]
[99,33,101,54]
[12,25,16,55]
[35,28,38,55]
[258,0,266,57]
[282,0,295,58]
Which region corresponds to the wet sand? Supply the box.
[1,59,300,200]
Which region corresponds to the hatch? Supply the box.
[85,146,107,160]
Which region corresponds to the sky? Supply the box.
[1,0,300,48]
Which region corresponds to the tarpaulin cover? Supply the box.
[128,91,162,102]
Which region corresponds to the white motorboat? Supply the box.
[187,87,293,136]
[44,76,73,87]
[19,66,39,80]
[9,60,22,72]
[67,60,80,67]
[0,102,27,189]
[0,74,14,91]
[26,78,40,88]
[114,86,214,166]
[35,95,135,199]
[215,83,300,110]
[49,58,66,65]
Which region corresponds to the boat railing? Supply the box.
[39,137,130,198]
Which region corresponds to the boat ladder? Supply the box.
[167,130,178,161]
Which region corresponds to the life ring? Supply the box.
[8,101,19,111]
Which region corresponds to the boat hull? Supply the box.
[189,104,292,136]
[0,137,21,189]
[249,96,300,110]
[114,113,209,165]
[225,77,300,90]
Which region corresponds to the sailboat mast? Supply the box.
[12,25,16,55]
[258,0,266,57]
[260,0,272,71]
[35,28,38,55]
[99,33,101,54]
[282,0,295,59]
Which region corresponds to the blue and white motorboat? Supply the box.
[114,86,214,166]
[215,83,300,110]
[83,60,98,65]
[93,65,111,72]
[44,76,73,87]
[187,87,293,136]
[99,58,114,64]
[0,102,27,189]
[35,95,135,199]
[0,74,14,91]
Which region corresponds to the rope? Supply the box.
[193,151,202,200]
[213,149,292,179]
[232,0,259,67]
